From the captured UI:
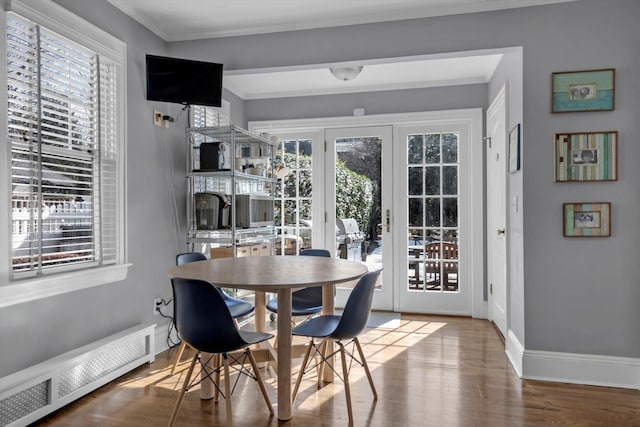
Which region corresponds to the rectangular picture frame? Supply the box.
[508,124,521,174]
[563,202,611,237]
[554,131,617,182]
[552,68,615,113]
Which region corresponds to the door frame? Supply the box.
[250,108,485,318]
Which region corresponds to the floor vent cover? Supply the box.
[0,381,49,426]
[0,324,155,427]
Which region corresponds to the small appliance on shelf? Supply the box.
[194,192,231,230]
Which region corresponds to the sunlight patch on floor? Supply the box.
[288,318,447,412]
[127,316,448,417]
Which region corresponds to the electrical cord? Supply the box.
[156,298,182,349]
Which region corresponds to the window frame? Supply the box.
[0,0,129,308]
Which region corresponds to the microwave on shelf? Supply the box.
[235,194,273,228]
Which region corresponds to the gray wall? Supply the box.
[519,1,639,357]
[1,0,638,378]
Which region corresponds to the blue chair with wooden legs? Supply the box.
[266,248,331,322]
[168,277,273,427]
[171,252,255,375]
[291,269,382,426]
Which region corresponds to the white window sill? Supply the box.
[0,264,132,308]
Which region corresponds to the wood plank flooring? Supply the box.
[35,314,640,426]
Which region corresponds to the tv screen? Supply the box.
[146,54,223,107]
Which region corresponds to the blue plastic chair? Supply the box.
[168,277,274,427]
[171,252,255,375]
[266,248,331,320]
[176,252,255,318]
[291,269,382,426]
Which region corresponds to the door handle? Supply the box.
[386,209,390,232]
[497,228,505,235]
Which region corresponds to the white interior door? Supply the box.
[325,126,393,311]
[486,87,507,336]
[486,86,508,337]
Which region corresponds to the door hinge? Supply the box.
[324,140,327,152]
[483,136,492,148]
[490,283,493,294]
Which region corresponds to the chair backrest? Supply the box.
[424,242,458,260]
[171,277,246,354]
[300,248,331,258]
[175,251,228,299]
[442,243,458,273]
[331,269,382,340]
[442,243,458,260]
[176,252,207,265]
[424,243,458,273]
[294,249,331,301]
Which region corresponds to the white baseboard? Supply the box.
[522,349,640,390]
[502,330,639,390]
[154,322,171,355]
[505,329,524,377]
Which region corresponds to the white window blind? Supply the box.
[7,13,118,277]
[190,100,230,128]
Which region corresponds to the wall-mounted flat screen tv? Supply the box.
[146,54,223,107]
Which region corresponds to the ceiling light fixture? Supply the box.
[329,66,363,81]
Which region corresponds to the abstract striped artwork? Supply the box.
[554,131,617,182]
[563,202,611,237]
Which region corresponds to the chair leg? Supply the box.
[339,342,354,426]
[213,353,221,401]
[223,354,233,427]
[316,339,328,388]
[292,339,314,402]
[170,341,187,376]
[168,352,199,427]
[354,337,377,399]
[247,348,274,415]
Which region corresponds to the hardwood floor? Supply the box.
[35,314,640,426]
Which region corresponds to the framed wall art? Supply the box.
[563,202,611,237]
[554,131,617,182]
[552,68,615,113]
[508,123,521,174]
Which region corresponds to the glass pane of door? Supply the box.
[326,126,392,311]
[407,132,460,292]
[274,138,314,256]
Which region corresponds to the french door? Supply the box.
[251,108,483,316]
[325,126,393,311]
[395,119,480,315]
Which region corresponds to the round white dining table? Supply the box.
[168,255,368,421]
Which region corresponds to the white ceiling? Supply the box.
[108,0,578,41]
[108,0,577,99]
[224,53,505,100]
